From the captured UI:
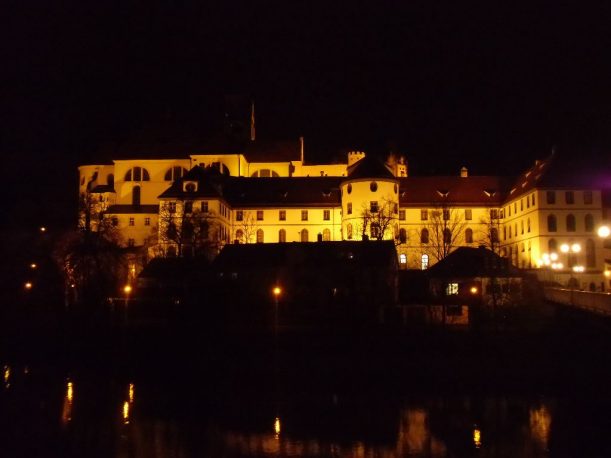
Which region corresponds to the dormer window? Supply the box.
[436,190,449,198]
[183,181,198,192]
[483,189,497,197]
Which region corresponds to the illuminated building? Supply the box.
[78,140,609,290]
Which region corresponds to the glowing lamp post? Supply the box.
[123,285,132,307]
[24,282,33,290]
[598,225,610,239]
[272,286,281,333]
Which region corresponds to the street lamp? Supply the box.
[598,225,610,239]
[272,286,281,333]
[123,285,132,306]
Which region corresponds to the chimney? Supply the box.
[460,166,468,178]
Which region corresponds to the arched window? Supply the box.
[256,229,264,243]
[301,229,309,242]
[421,229,429,244]
[443,228,452,244]
[465,228,473,244]
[585,214,594,232]
[124,167,150,182]
[548,238,557,253]
[566,214,576,232]
[235,229,244,243]
[164,166,188,181]
[371,223,380,239]
[322,228,331,241]
[547,214,557,232]
[279,229,286,243]
[399,228,407,244]
[586,239,596,267]
[346,223,353,240]
[421,254,429,270]
[250,169,280,177]
[132,186,141,206]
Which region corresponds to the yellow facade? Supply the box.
[78,150,610,290]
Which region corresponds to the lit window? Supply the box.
[301,210,308,221]
[236,210,243,221]
[446,283,459,295]
[144,217,150,226]
[322,228,331,241]
[323,210,330,221]
[257,210,264,221]
[421,254,429,270]
[279,210,286,221]
[399,253,407,264]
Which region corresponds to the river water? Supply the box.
[1,304,611,457]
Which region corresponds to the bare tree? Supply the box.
[235,210,258,243]
[419,206,467,262]
[478,208,502,254]
[358,196,398,241]
[55,194,126,305]
[158,200,217,257]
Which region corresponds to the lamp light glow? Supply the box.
[598,225,610,238]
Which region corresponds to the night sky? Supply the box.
[3,2,611,229]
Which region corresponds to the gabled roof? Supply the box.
[399,176,507,206]
[427,247,521,278]
[213,241,397,272]
[347,156,396,180]
[224,177,342,207]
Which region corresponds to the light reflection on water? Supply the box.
[0,360,603,457]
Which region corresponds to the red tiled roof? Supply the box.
[399,176,507,206]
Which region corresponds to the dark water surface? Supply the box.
[2,304,611,457]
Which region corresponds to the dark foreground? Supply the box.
[1,302,611,457]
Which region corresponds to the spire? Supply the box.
[250,101,256,142]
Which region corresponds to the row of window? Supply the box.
[546,190,593,205]
[236,209,332,222]
[547,214,595,232]
[504,193,536,218]
[124,166,189,182]
[504,219,531,239]
[235,228,332,243]
[112,217,151,227]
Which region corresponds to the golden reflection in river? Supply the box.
[3,365,10,389]
[61,380,73,426]
[122,382,135,425]
[529,405,551,451]
[396,408,447,457]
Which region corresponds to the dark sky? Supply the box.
[3,1,611,228]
